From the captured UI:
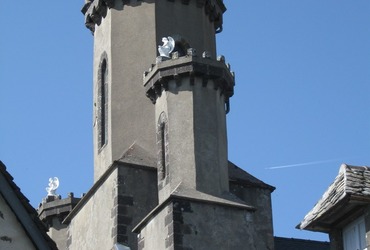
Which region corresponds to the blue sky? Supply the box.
[1,1,369,242]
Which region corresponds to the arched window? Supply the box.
[157,112,168,180]
[98,55,108,150]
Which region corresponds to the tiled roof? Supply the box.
[0,161,57,249]
[298,164,370,232]
[274,237,330,250]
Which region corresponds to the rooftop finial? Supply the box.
[46,177,59,197]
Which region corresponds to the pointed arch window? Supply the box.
[98,56,108,150]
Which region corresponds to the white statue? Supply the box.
[46,177,59,197]
[158,36,175,58]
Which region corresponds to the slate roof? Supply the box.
[119,144,275,191]
[117,142,157,168]
[116,144,276,193]
[132,182,256,233]
[0,161,57,250]
[228,161,275,191]
[298,164,370,232]
[274,237,330,250]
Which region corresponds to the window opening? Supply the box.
[98,58,108,149]
[157,112,168,180]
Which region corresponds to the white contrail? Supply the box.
[266,158,342,170]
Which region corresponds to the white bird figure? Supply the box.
[158,36,175,58]
[46,177,59,197]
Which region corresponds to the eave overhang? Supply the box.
[298,164,370,233]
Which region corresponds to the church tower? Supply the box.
[60,1,275,250]
[84,0,224,181]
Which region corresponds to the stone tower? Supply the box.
[57,1,275,250]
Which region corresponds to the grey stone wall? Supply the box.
[138,199,258,250]
[164,78,229,196]
[68,169,117,250]
[137,203,171,250]
[230,184,275,250]
[67,163,157,250]
[179,201,257,250]
[114,164,158,250]
[46,217,68,250]
[92,1,157,181]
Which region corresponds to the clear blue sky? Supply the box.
[1,1,369,242]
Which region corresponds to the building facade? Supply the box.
[59,0,275,249]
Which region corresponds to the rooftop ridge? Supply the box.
[0,161,57,249]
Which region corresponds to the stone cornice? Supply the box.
[143,48,235,105]
[82,0,226,33]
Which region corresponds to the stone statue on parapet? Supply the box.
[158,36,175,58]
[46,177,59,197]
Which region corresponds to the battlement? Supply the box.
[38,193,81,250]
[38,192,81,225]
[144,48,235,109]
[82,0,226,33]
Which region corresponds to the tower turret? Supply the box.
[61,1,275,249]
[131,44,259,249]
[144,50,234,202]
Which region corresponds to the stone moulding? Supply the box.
[82,0,226,33]
[143,50,235,105]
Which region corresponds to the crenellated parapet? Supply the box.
[82,0,226,33]
[82,0,113,32]
[143,48,235,112]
